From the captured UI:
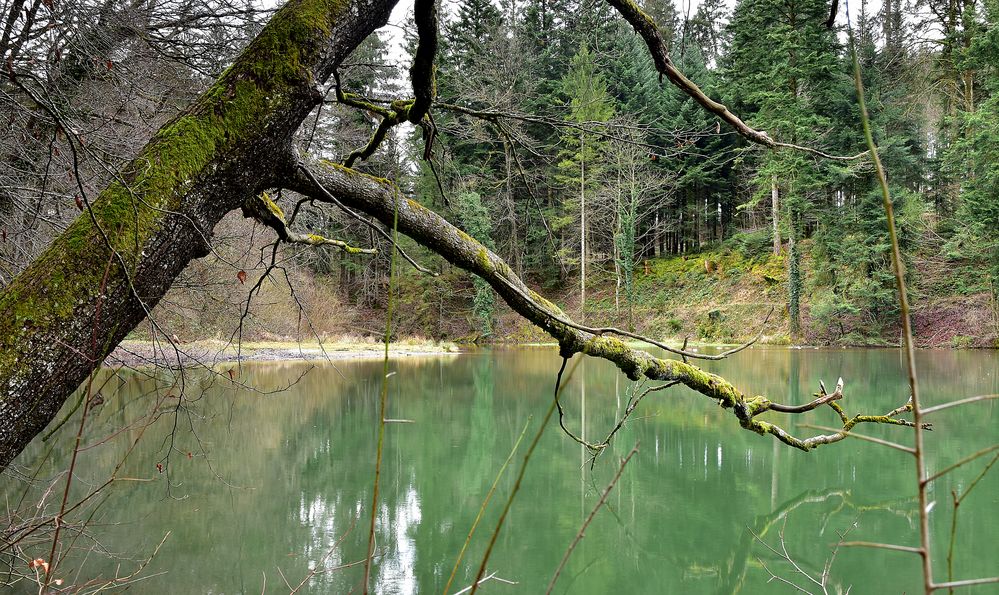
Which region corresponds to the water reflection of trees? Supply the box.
[5,349,997,592]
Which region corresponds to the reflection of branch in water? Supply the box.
[720,487,930,595]
[719,488,849,595]
[469,357,581,594]
[547,443,640,594]
[753,516,858,595]
[452,571,518,594]
[945,451,999,592]
[283,507,360,594]
[556,379,676,467]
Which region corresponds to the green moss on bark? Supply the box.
[0,0,351,380]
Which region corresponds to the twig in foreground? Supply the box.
[546,442,639,595]
[443,419,531,594]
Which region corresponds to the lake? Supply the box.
[4,347,998,593]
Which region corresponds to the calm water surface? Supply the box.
[6,347,999,593]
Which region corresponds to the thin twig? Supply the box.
[945,451,999,592]
[452,571,517,595]
[839,541,923,554]
[443,419,531,595]
[296,163,437,276]
[43,255,113,592]
[362,187,400,594]
[545,442,639,594]
[926,445,999,484]
[932,577,999,590]
[799,424,915,454]
[921,394,999,415]
[848,16,931,590]
[469,357,580,594]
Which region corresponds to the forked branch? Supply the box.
[335,0,438,166]
[242,192,376,254]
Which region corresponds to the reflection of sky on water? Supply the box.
[376,485,421,595]
[296,484,421,594]
[298,492,344,591]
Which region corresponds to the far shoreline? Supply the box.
[107,338,461,368]
[106,335,993,369]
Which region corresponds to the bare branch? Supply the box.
[443,419,530,595]
[921,394,999,415]
[926,445,999,484]
[605,0,866,161]
[800,424,916,454]
[408,0,437,126]
[931,577,999,590]
[546,442,639,594]
[839,541,923,554]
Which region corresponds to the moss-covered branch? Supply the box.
[337,0,436,166]
[242,192,375,253]
[288,160,923,452]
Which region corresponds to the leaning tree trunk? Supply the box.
[0,0,398,470]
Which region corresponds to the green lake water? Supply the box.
[5,347,999,593]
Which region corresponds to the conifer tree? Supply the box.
[456,191,497,336]
[557,43,615,319]
[949,0,999,321]
[723,0,845,339]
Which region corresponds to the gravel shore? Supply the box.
[107,339,460,368]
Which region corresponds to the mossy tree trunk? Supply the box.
[0,0,398,470]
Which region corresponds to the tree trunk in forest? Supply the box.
[654,211,661,257]
[788,211,801,341]
[503,141,522,278]
[614,152,622,317]
[771,178,781,254]
[579,131,586,322]
[0,0,398,471]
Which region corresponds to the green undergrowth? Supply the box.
[145,231,997,349]
[568,247,790,344]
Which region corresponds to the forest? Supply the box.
[1,0,998,350]
[387,0,999,347]
[0,0,997,592]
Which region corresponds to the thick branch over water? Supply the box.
[0,0,907,472]
[287,160,918,451]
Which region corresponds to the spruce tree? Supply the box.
[723,0,845,340]
[557,43,615,319]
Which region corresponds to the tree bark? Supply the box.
[771,178,781,254]
[0,0,398,470]
[0,0,916,471]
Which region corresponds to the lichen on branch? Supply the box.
[242,192,375,253]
